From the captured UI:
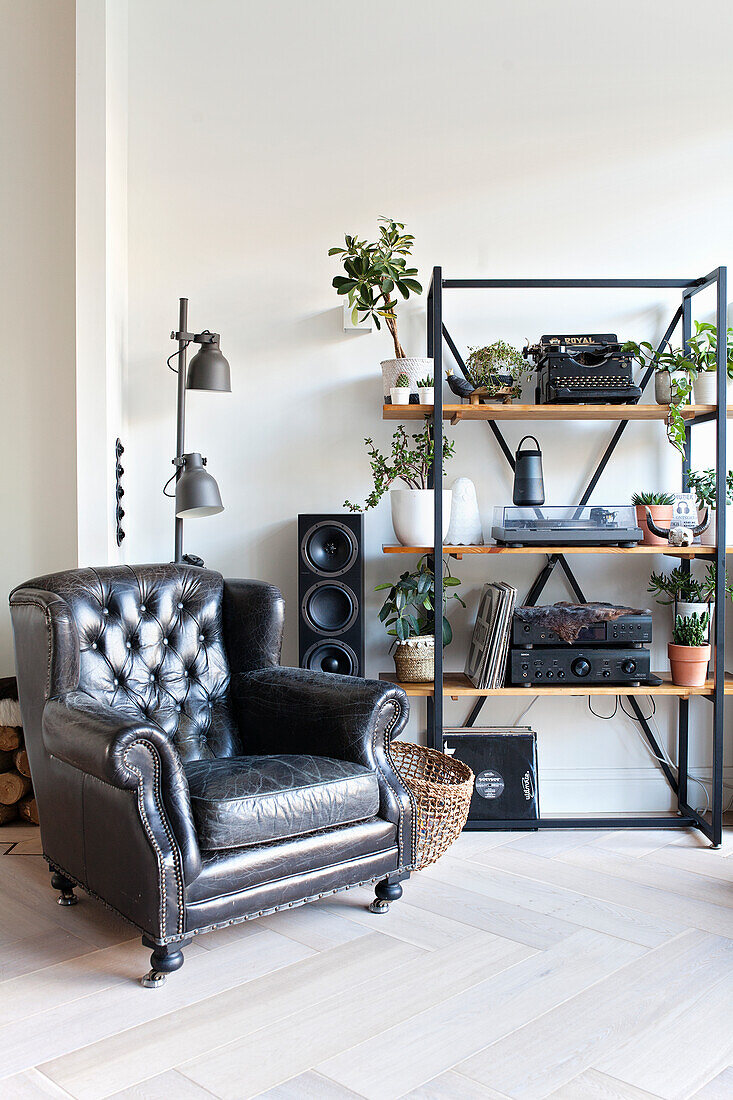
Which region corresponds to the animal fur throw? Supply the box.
[0,676,21,727]
[514,602,647,644]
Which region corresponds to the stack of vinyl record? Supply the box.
[464,582,517,688]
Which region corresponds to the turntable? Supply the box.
[491,505,643,547]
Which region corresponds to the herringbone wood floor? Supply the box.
[1,821,732,1099]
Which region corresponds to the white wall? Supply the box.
[0,0,77,676]
[122,0,733,813]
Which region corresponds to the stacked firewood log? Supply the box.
[0,724,37,824]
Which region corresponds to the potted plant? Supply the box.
[329,217,429,400]
[390,372,411,405]
[647,563,731,641]
[465,341,528,403]
[687,467,733,547]
[668,611,711,687]
[686,321,733,405]
[375,555,465,682]
[416,374,434,404]
[631,491,676,546]
[344,425,455,546]
[624,323,733,453]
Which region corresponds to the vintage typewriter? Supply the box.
[523,334,642,405]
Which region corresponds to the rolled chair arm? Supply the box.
[230,667,414,866]
[42,691,202,882]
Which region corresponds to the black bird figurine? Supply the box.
[445,369,475,399]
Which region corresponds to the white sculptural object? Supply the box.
[446,477,483,545]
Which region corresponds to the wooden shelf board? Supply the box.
[383,403,730,422]
[379,671,729,699]
[382,544,719,558]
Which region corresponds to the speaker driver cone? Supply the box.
[301,521,358,577]
[302,581,357,635]
[302,640,358,676]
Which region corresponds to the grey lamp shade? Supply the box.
[186,341,231,392]
[175,453,224,518]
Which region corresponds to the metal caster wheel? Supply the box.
[368,899,390,915]
[50,871,78,906]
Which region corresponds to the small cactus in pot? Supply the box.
[416,374,434,405]
[390,372,411,405]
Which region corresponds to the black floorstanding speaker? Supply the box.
[298,514,364,677]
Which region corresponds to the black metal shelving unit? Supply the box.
[385,268,728,847]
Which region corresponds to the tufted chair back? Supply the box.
[23,564,239,763]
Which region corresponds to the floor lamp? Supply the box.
[170,297,231,563]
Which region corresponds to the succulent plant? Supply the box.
[672,611,710,647]
[395,373,410,387]
[416,375,434,388]
[631,491,676,506]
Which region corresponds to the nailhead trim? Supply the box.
[123,740,185,938]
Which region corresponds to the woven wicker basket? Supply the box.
[393,638,434,682]
[390,741,474,869]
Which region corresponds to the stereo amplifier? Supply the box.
[510,646,651,686]
[512,611,652,648]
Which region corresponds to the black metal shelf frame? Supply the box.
[425,268,728,845]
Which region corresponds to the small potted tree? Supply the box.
[344,425,455,546]
[668,611,711,687]
[329,218,429,400]
[465,341,528,403]
[390,372,411,405]
[647,564,732,642]
[686,321,733,405]
[631,491,676,546]
[375,555,465,682]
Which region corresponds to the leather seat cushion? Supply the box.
[184,753,380,851]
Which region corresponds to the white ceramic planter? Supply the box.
[699,507,717,546]
[417,386,434,404]
[693,372,719,405]
[381,357,434,400]
[390,489,452,547]
[390,387,410,405]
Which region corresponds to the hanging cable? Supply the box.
[167,339,191,373]
[588,695,618,720]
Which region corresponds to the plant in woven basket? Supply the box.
[465,341,528,397]
[672,611,710,646]
[394,372,409,387]
[375,554,465,647]
[631,491,676,506]
[329,217,422,359]
[344,425,455,512]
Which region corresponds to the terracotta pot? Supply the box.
[668,642,711,687]
[635,504,673,546]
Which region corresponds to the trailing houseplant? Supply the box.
[631,490,676,547]
[465,341,528,402]
[344,425,456,546]
[624,323,733,453]
[668,611,711,687]
[375,555,465,681]
[329,217,428,399]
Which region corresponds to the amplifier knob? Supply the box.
[622,659,637,674]
[571,657,591,678]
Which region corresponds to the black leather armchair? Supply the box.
[10,564,414,985]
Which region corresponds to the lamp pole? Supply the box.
[174,297,188,563]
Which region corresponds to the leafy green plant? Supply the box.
[394,372,409,388]
[465,341,528,397]
[416,375,434,388]
[631,491,676,506]
[672,611,710,647]
[329,217,422,359]
[343,425,456,512]
[375,555,465,647]
[686,468,733,508]
[686,321,733,378]
[625,323,733,454]
[647,564,733,605]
